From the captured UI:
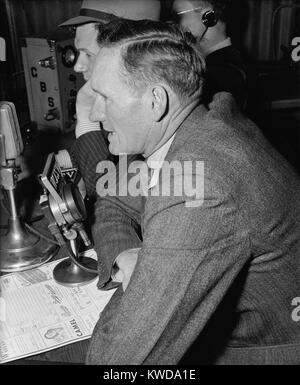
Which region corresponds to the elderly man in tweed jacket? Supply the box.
[85,19,300,365]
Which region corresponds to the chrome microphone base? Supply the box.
[53,257,98,287]
[0,218,58,272]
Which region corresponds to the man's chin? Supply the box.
[108,144,120,156]
[109,147,132,157]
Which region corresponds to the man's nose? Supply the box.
[90,98,106,122]
[74,53,88,73]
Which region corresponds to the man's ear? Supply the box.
[150,85,168,122]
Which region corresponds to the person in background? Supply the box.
[60,0,160,285]
[57,0,161,199]
[86,19,300,365]
[173,0,249,111]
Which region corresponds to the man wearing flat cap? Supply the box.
[57,0,161,199]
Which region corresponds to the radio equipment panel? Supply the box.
[21,36,84,133]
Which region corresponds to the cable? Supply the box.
[0,189,58,244]
[1,207,98,274]
[198,26,209,45]
[24,223,59,245]
[0,193,10,216]
[1,180,98,275]
[64,241,98,274]
[0,193,10,232]
[28,214,45,223]
[0,196,45,230]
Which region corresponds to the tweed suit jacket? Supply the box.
[69,130,115,197]
[87,93,300,365]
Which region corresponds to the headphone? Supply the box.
[201,9,218,28]
[176,5,218,29]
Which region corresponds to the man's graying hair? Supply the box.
[97,19,206,102]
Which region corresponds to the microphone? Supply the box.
[0,101,58,273]
[39,152,98,285]
[0,102,24,166]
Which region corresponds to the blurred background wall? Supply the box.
[1,0,300,170]
[2,0,299,93]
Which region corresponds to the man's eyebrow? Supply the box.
[77,48,95,54]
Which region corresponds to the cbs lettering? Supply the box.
[291,37,300,62]
[291,297,300,322]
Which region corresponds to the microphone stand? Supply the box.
[0,157,58,272]
[53,227,97,287]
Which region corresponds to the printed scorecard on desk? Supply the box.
[0,258,116,363]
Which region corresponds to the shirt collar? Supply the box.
[205,37,232,56]
[146,133,176,189]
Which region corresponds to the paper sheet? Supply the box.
[0,258,116,364]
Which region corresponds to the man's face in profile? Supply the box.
[90,47,151,156]
[74,23,100,81]
[173,0,208,39]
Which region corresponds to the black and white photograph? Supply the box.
[0,0,300,370]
